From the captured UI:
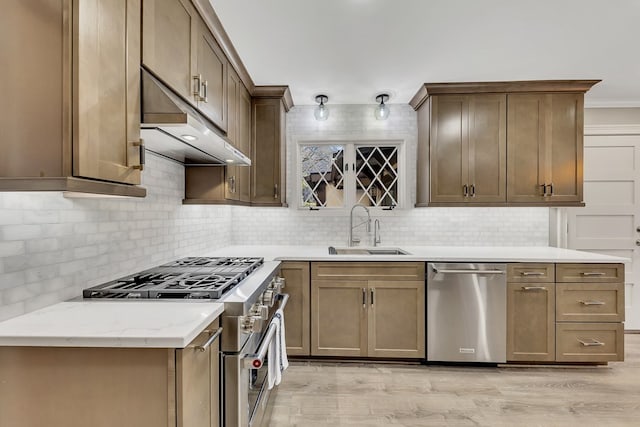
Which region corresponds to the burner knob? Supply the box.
[240,316,258,333]
[250,303,269,320]
[261,290,275,307]
[276,277,285,288]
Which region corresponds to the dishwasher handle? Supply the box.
[432,268,505,275]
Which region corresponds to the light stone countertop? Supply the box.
[205,245,629,263]
[0,301,224,348]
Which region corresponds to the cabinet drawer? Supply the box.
[556,264,624,283]
[507,263,554,282]
[556,283,624,322]
[311,262,424,281]
[556,323,623,362]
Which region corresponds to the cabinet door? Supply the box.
[311,280,367,357]
[224,165,239,201]
[506,94,547,203]
[468,94,507,202]
[196,17,228,132]
[281,262,311,356]
[176,319,219,427]
[430,95,469,203]
[546,93,583,203]
[252,98,285,205]
[227,67,240,148]
[239,84,252,156]
[507,93,583,204]
[368,281,425,358]
[142,0,198,106]
[507,282,555,361]
[238,166,251,203]
[73,0,142,185]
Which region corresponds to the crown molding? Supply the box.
[584,124,640,135]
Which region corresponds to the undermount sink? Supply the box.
[328,246,410,255]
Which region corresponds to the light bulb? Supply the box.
[374,94,390,120]
[314,104,329,121]
[314,95,329,121]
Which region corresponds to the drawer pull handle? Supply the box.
[521,272,545,277]
[522,286,547,291]
[579,300,605,306]
[196,327,223,352]
[577,338,605,347]
[581,272,606,277]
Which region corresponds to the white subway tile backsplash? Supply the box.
[0,153,232,321]
[0,241,25,257]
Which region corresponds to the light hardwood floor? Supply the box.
[264,334,640,426]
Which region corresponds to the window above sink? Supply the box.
[297,141,407,211]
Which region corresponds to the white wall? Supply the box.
[0,153,232,321]
[231,104,550,246]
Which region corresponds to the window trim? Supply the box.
[295,139,407,212]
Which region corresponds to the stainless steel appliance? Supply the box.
[427,263,507,363]
[82,256,287,427]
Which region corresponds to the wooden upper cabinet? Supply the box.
[507,93,583,204]
[195,15,228,132]
[412,80,597,207]
[0,0,145,196]
[227,67,240,148]
[430,94,506,204]
[251,96,287,206]
[142,0,198,107]
[142,0,227,132]
[74,0,142,186]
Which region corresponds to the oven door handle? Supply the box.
[242,293,289,369]
[276,292,289,311]
[243,322,278,369]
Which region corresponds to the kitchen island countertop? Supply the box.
[0,301,223,348]
[205,245,629,264]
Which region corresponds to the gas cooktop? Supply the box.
[82,257,264,300]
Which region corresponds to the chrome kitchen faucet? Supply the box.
[349,204,371,246]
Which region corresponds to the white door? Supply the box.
[566,127,640,330]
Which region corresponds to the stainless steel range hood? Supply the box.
[140,69,250,165]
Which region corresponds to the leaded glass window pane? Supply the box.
[300,145,345,207]
[355,146,398,207]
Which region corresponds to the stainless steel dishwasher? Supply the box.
[427,263,507,363]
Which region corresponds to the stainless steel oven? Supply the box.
[221,272,287,427]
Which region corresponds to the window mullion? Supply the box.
[345,144,356,207]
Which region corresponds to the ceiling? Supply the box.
[209,0,640,107]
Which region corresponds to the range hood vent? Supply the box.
[140,68,250,166]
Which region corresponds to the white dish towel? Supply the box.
[267,308,289,390]
[267,316,279,390]
[275,308,289,374]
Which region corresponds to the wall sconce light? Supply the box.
[374,93,390,120]
[314,95,329,121]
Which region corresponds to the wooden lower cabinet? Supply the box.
[311,274,425,359]
[506,262,625,364]
[556,322,624,362]
[281,261,310,356]
[311,280,368,357]
[368,281,425,358]
[507,282,555,362]
[0,319,220,427]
